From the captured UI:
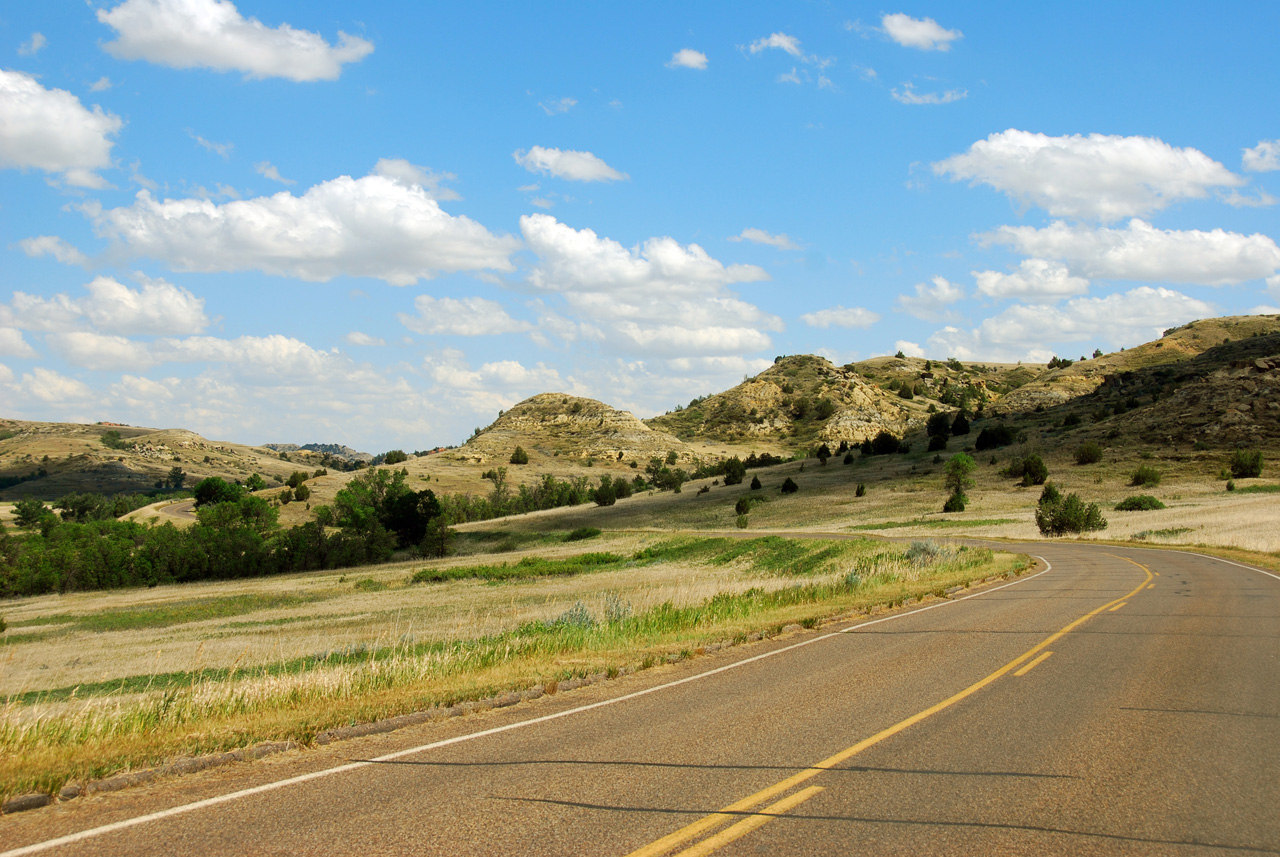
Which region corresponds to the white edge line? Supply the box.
[1182,551,1280,582]
[0,558,1053,857]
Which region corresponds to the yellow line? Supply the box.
[670,787,824,857]
[1109,601,1127,612]
[1147,584,1156,589]
[623,558,1154,857]
[1013,650,1054,676]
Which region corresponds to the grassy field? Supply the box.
[0,527,1026,799]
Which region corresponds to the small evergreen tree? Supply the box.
[509,446,529,465]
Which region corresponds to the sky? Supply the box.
[2,1,1279,454]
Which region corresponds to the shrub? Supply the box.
[898,384,914,400]
[1229,449,1263,479]
[942,493,966,513]
[565,527,601,541]
[100,430,128,450]
[951,412,970,436]
[1036,484,1107,535]
[293,484,312,503]
[870,431,902,456]
[1130,465,1161,487]
[975,425,1016,450]
[287,471,309,489]
[736,514,749,529]
[927,435,948,452]
[1115,495,1165,511]
[780,477,799,494]
[509,446,529,465]
[382,450,408,465]
[1019,454,1048,486]
[750,475,762,490]
[722,456,746,485]
[1226,480,1236,492]
[734,497,751,515]
[926,412,952,439]
[1075,442,1103,465]
[842,452,854,465]
[855,483,866,497]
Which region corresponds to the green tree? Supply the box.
[100,430,127,450]
[193,477,244,507]
[722,456,746,486]
[509,446,529,465]
[1229,449,1263,478]
[293,484,311,503]
[245,473,267,492]
[943,453,976,513]
[166,466,187,490]
[382,450,408,465]
[780,477,799,494]
[13,497,50,528]
[286,471,309,489]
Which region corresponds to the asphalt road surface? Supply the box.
[2,543,1277,856]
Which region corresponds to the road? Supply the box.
[2,543,1277,856]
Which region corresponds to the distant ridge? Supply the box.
[263,442,372,463]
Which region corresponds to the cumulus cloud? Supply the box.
[1,275,208,336]
[520,213,777,357]
[19,32,48,56]
[934,130,1244,221]
[372,158,460,199]
[974,258,1090,301]
[49,331,155,370]
[513,146,628,183]
[19,235,91,267]
[88,170,520,285]
[895,276,966,321]
[928,287,1216,361]
[0,327,37,358]
[881,13,962,51]
[424,348,569,417]
[667,48,708,70]
[16,367,93,403]
[891,83,966,105]
[728,228,801,250]
[894,340,925,358]
[97,0,373,82]
[254,160,294,185]
[748,32,804,57]
[1243,140,1280,172]
[983,219,1280,286]
[800,306,881,329]
[0,69,122,188]
[1221,188,1277,208]
[398,296,532,336]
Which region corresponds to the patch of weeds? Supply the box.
[847,518,1015,531]
[411,552,627,584]
[30,593,327,635]
[1232,483,1280,494]
[353,577,387,592]
[565,527,602,542]
[1130,465,1162,487]
[1131,527,1193,541]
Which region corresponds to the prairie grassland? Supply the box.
[0,533,1025,798]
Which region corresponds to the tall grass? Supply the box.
[0,540,1025,799]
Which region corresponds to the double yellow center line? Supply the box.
[626,556,1154,857]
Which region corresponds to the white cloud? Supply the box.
[749,33,804,57]
[90,77,114,92]
[50,331,155,370]
[728,227,801,250]
[0,327,37,358]
[97,0,373,82]
[928,286,1216,361]
[800,306,881,329]
[891,83,966,105]
[894,340,925,358]
[424,348,569,418]
[0,364,11,384]
[974,258,1090,301]
[934,130,1244,222]
[17,367,93,403]
[1,275,208,336]
[19,235,90,267]
[1268,274,1280,298]
[19,32,48,56]
[372,158,459,199]
[896,275,966,321]
[0,69,122,188]
[343,331,384,347]
[983,219,1280,286]
[520,213,778,357]
[254,160,295,185]
[190,132,232,158]
[537,97,576,115]
[1243,140,1280,172]
[778,68,802,85]
[513,146,628,183]
[667,48,707,70]
[1221,188,1277,208]
[398,295,532,336]
[89,170,520,285]
[881,13,962,51]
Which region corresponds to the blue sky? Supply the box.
[2,1,1278,453]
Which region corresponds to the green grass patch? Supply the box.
[847,518,1016,531]
[565,527,602,541]
[6,593,325,637]
[1232,483,1280,494]
[410,551,627,584]
[1131,527,1194,541]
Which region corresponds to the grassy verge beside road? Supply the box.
[1,534,1028,800]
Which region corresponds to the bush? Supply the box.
[926,412,952,439]
[942,492,966,513]
[870,431,902,456]
[1229,449,1263,479]
[287,471,309,489]
[951,412,970,436]
[293,484,312,503]
[927,435,948,452]
[1130,465,1161,487]
[1115,495,1165,511]
[855,483,866,497]
[750,475,762,490]
[193,476,245,508]
[734,497,751,515]
[975,425,1016,450]
[842,452,854,465]
[382,450,408,465]
[780,477,799,494]
[1075,442,1103,465]
[1226,480,1236,492]
[565,527,601,541]
[509,446,529,465]
[1036,484,1107,535]
[723,456,746,485]
[100,430,128,450]
[736,514,749,529]
[1019,454,1048,486]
